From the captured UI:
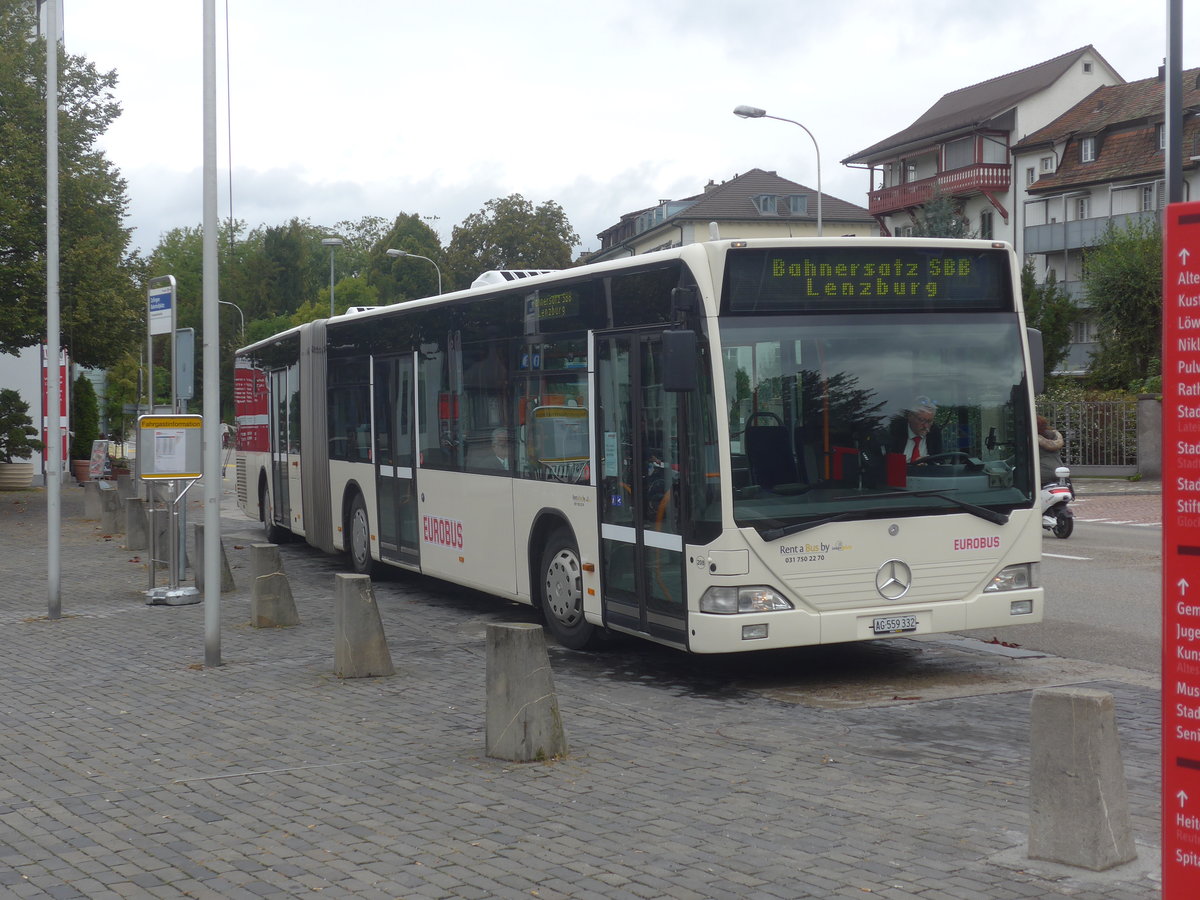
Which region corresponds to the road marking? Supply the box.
[1043,552,1093,560]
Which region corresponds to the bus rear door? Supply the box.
[595,331,688,648]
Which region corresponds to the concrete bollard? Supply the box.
[251,572,300,628]
[116,473,136,502]
[333,574,394,678]
[83,480,101,518]
[99,483,122,533]
[485,623,568,762]
[251,543,283,579]
[193,523,235,593]
[1028,687,1137,870]
[124,498,147,550]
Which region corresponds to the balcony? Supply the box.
[1023,211,1158,255]
[868,163,1011,216]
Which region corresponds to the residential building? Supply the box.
[1015,66,1200,373]
[841,46,1124,249]
[590,169,875,263]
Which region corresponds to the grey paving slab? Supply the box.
[0,479,1165,898]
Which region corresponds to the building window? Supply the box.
[754,194,778,215]
[905,162,917,183]
[788,195,808,215]
[1026,167,1036,186]
[944,137,974,170]
[1142,183,1162,211]
[1040,156,1054,173]
[979,210,994,240]
[1158,123,1167,151]
[1081,137,1096,162]
[1075,197,1090,220]
[1082,61,1093,74]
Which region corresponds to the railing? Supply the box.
[1037,399,1138,476]
[869,164,1011,216]
[1022,210,1158,255]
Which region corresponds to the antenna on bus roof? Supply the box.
[709,222,720,240]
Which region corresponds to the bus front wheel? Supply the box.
[539,529,595,650]
[347,493,376,576]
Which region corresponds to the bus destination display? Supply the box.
[724,246,1012,313]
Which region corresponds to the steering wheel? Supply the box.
[910,451,977,468]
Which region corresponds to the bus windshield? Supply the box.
[719,314,1036,535]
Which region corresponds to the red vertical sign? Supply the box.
[1163,200,1200,894]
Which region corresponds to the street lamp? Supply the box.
[385,248,442,295]
[321,237,343,316]
[733,104,823,236]
[218,299,244,343]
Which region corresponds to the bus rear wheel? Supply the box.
[260,482,288,543]
[347,493,376,576]
[539,529,595,650]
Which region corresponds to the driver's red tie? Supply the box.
[910,435,921,462]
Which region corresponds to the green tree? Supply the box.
[445,194,579,290]
[367,213,445,303]
[1020,261,1077,386]
[0,0,145,366]
[909,194,975,239]
[70,374,100,461]
[1081,217,1162,390]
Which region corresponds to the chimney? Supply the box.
[703,180,717,193]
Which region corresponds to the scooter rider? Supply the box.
[1036,415,1064,485]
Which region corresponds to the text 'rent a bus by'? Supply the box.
[234,237,1044,653]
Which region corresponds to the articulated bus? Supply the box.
[234,238,1044,653]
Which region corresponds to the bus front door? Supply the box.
[596,332,688,648]
[374,354,420,568]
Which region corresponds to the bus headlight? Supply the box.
[984,563,1038,592]
[700,586,794,614]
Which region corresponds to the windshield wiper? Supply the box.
[756,489,1009,542]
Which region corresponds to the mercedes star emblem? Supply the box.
[876,559,913,600]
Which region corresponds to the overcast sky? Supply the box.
[62,0,1194,257]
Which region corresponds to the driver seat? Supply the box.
[745,425,799,490]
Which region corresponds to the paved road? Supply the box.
[0,480,1165,898]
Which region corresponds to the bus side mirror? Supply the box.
[1026,327,1044,395]
[662,329,697,393]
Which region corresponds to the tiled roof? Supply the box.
[595,169,871,246]
[843,46,1117,163]
[674,169,870,223]
[1020,68,1200,192]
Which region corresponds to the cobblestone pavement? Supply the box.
[0,480,1164,899]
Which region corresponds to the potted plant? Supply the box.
[70,374,100,483]
[0,388,46,490]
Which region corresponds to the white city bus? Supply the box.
[235,238,1044,653]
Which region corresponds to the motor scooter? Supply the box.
[1041,465,1074,538]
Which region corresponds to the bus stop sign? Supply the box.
[1163,199,1200,893]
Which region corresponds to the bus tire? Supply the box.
[347,493,376,576]
[539,529,595,650]
[260,481,288,543]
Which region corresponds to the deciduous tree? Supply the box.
[446,195,578,290]
[1020,261,1077,386]
[0,0,144,367]
[1081,218,1162,390]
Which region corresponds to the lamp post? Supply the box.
[218,299,244,343]
[321,237,343,316]
[733,104,823,237]
[385,248,443,295]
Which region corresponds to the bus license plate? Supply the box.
[872,614,919,635]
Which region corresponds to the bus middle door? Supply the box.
[595,331,688,648]
[373,354,420,568]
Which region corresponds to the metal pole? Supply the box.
[202,0,222,666]
[1166,0,1183,204]
[329,248,336,317]
[45,0,61,619]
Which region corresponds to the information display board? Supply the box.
[1162,199,1200,893]
[137,414,203,480]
